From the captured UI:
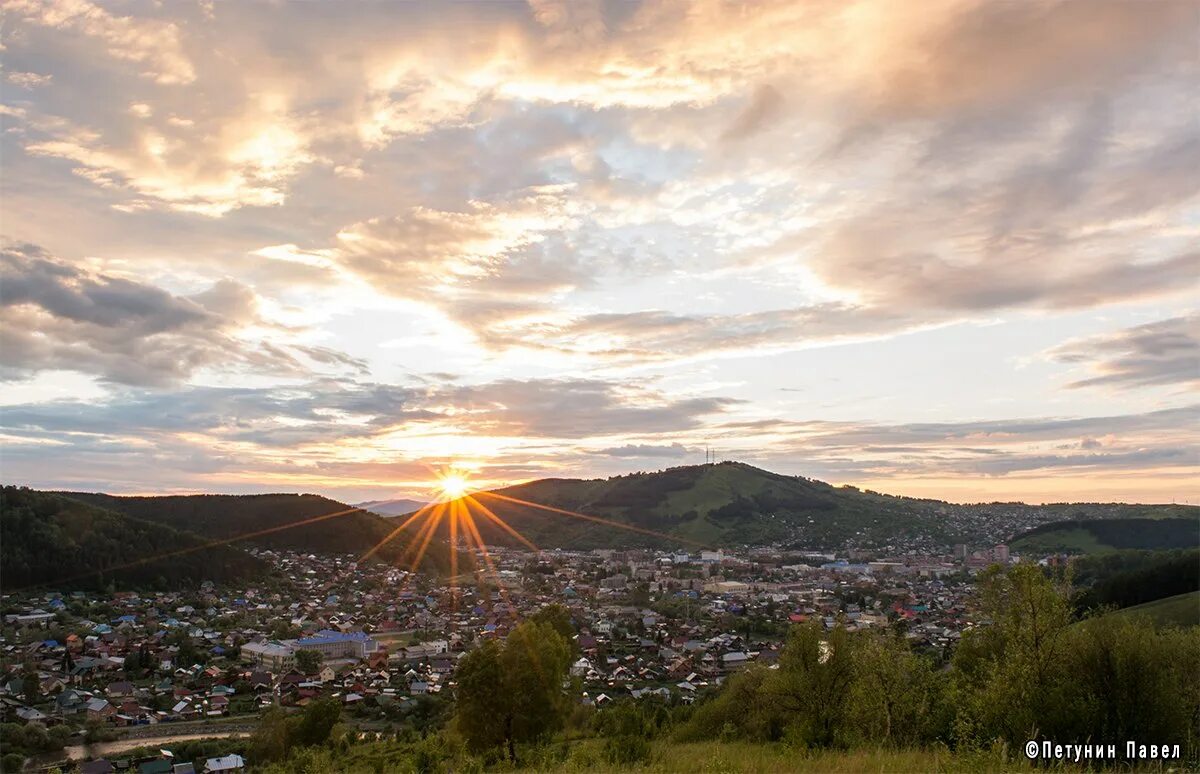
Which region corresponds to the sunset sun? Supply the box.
[437,472,471,500]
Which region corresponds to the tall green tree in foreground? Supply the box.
[530,603,578,655]
[455,620,572,763]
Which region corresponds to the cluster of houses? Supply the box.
[0,541,1006,769]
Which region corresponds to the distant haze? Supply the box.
[355,499,427,518]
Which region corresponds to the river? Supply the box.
[28,730,251,770]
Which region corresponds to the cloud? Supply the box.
[1048,314,1200,390]
[14,102,315,216]
[721,84,784,142]
[755,404,1200,448]
[0,375,737,498]
[335,187,583,300]
[3,0,196,84]
[596,443,691,459]
[0,243,365,386]
[2,375,733,446]
[2,0,1198,504]
[435,378,736,438]
[4,71,52,88]
[469,303,917,362]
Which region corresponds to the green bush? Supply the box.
[604,733,652,765]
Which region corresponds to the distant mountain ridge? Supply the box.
[4,463,1191,578]
[356,498,427,517]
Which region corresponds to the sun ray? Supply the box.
[400,502,443,567]
[458,503,512,607]
[358,500,439,564]
[448,498,463,627]
[464,494,541,553]
[405,501,448,573]
[475,490,707,548]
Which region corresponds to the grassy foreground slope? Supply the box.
[548,741,1036,774]
[262,739,1037,774]
[1112,591,1200,628]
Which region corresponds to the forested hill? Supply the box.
[56,491,462,573]
[58,491,408,560]
[467,462,932,550]
[0,486,266,590]
[464,461,1198,551]
[1011,517,1200,555]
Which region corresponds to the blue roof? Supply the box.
[296,629,372,646]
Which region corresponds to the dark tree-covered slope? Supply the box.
[1011,517,1200,555]
[1,486,266,590]
[1072,549,1200,613]
[57,491,459,572]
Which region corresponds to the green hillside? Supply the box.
[469,462,952,550]
[1011,517,1200,555]
[1072,549,1199,615]
[1,486,266,590]
[58,491,458,572]
[1112,591,1200,628]
[462,462,1198,551]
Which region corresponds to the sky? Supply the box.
[0,0,1197,506]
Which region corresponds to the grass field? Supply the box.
[543,741,1035,773]
[1113,590,1200,628]
[1010,527,1110,555]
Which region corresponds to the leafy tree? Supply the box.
[675,667,781,743]
[292,697,342,747]
[596,699,661,765]
[530,604,577,654]
[248,698,341,765]
[1068,614,1191,744]
[455,621,571,762]
[249,708,292,764]
[953,564,1077,746]
[845,630,948,747]
[295,649,323,675]
[456,639,511,758]
[20,662,40,705]
[768,623,856,747]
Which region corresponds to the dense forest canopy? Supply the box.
[0,486,266,590]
